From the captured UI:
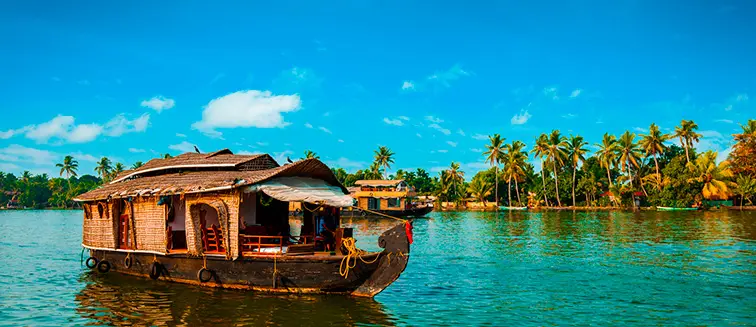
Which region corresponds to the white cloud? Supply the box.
[236,150,256,155]
[24,116,102,144]
[470,148,484,153]
[734,93,749,102]
[338,139,344,143]
[324,157,367,170]
[446,141,458,147]
[510,109,532,125]
[140,96,175,112]
[383,118,404,126]
[176,133,187,138]
[318,126,332,134]
[104,113,150,137]
[561,113,577,119]
[128,148,145,153]
[569,89,582,98]
[70,152,100,162]
[304,122,314,128]
[416,133,422,138]
[543,87,559,100]
[596,119,604,124]
[437,149,449,153]
[398,116,410,121]
[256,142,268,146]
[0,144,58,165]
[715,119,734,124]
[401,81,415,90]
[426,64,470,87]
[0,126,30,140]
[472,133,488,140]
[428,123,451,135]
[724,104,733,111]
[457,129,465,136]
[192,90,301,137]
[168,141,196,153]
[633,127,648,133]
[425,116,444,123]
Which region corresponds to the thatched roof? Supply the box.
[354,180,405,187]
[76,158,345,201]
[110,149,276,183]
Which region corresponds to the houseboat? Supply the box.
[342,180,433,218]
[75,149,412,297]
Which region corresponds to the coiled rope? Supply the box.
[339,237,380,279]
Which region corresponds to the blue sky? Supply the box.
[1,1,754,178]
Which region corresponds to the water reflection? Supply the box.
[75,273,396,326]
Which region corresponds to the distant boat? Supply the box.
[499,206,528,211]
[656,206,699,211]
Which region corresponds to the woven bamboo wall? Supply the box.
[131,197,167,252]
[185,191,240,258]
[82,201,116,248]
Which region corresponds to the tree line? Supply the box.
[326,119,756,209]
[2,120,754,209]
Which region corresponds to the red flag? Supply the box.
[405,221,413,245]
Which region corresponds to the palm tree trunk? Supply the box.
[653,153,660,176]
[628,161,635,209]
[507,177,512,206]
[606,166,613,187]
[494,166,499,209]
[515,178,521,205]
[553,161,561,207]
[572,165,577,207]
[541,160,549,206]
[742,195,744,210]
[681,136,690,163]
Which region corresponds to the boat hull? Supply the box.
[342,206,433,218]
[499,206,528,211]
[656,207,699,211]
[85,223,412,298]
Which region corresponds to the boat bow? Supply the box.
[351,221,412,297]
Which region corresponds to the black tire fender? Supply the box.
[149,262,162,280]
[96,260,111,273]
[85,257,98,269]
[197,268,213,283]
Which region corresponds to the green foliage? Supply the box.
[0,171,101,209]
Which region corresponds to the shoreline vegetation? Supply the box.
[1,120,754,211]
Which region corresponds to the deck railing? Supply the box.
[239,234,315,254]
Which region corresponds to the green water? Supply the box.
[1,210,755,326]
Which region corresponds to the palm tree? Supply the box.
[639,123,669,176]
[596,133,618,187]
[546,130,568,206]
[687,151,734,200]
[113,163,125,174]
[531,134,551,206]
[617,131,642,208]
[444,162,465,202]
[94,157,112,181]
[577,171,600,207]
[366,162,383,180]
[674,120,701,164]
[503,141,527,206]
[566,135,588,206]
[56,155,79,180]
[131,162,144,169]
[642,173,670,191]
[303,150,319,159]
[483,134,505,207]
[467,178,493,205]
[374,146,395,179]
[162,153,173,159]
[733,174,755,209]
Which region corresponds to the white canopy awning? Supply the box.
[245,177,355,207]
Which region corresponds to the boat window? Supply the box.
[97,202,106,219]
[388,198,400,208]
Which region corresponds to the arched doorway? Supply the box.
[191,203,225,254]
